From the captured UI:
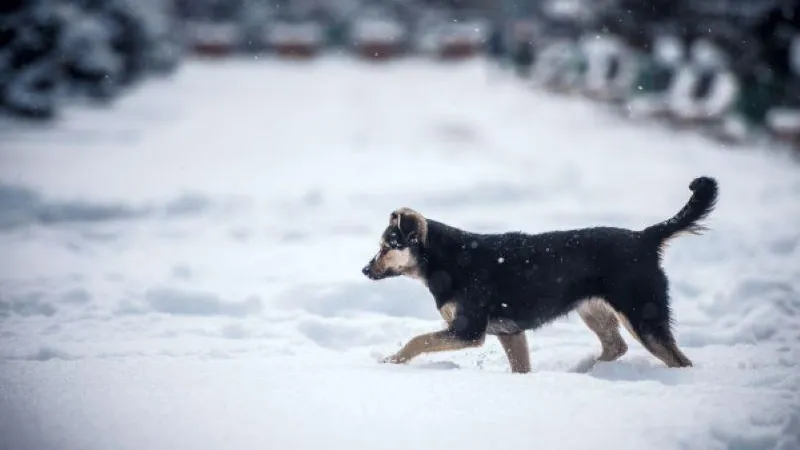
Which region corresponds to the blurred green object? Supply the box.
[570,45,589,77]
[733,73,785,127]
[535,39,587,92]
[326,21,347,48]
[631,56,674,96]
[512,41,534,77]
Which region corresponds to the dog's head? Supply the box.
[361,207,428,280]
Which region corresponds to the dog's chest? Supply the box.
[438,302,523,335]
[486,318,523,335]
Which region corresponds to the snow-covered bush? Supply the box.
[0,0,63,118]
[59,3,123,101]
[0,0,183,120]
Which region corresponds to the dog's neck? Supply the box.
[413,220,469,291]
[422,219,470,256]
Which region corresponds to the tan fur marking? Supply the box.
[389,207,428,245]
[439,302,457,323]
[383,330,485,364]
[497,333,531,373]
[616,312,646,347]
[640,336,693,368]
[381,248,414,268]
[578,298,628,362]
[373,247,419,277]
[659,228,708,252]
[616,310,692,368]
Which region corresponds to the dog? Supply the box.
[361,176,718,373]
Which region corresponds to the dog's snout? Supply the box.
[361,264,371,277]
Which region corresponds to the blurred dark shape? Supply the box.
[511,39,534,77]
[513,0,800,148]
[0,183,213,230]
[0,0,182,120]
[486,22,505,60]
[0,0,62,118]
[0,0,26,15]
[1,0,798,150]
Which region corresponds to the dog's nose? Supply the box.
[361,265,371,277]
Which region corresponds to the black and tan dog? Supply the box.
[361,177,718,373]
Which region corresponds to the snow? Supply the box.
[530,39,584,90]
[184,21,241,45]
[581,36,638,98]
[767,108,800,132]
[1,56,799,450]
[661,66,740,122]
[669,70,740,122]
[439,20,490,45]
[349,17,407,43]
[266,21,325,45]
[542,0,588,20]
[690,39,729,71]
[653,35,685,66]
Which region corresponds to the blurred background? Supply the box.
[2,3,800,448]
[1,0,799,148]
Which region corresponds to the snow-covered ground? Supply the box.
[1,56,799,450]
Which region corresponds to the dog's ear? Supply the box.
[390,207,428,245]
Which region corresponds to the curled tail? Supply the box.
[642,176,719,248]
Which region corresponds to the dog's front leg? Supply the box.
[382,330,485,364]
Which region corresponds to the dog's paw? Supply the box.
[370,350,406,365]
[381,353,409,365]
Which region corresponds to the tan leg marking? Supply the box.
[578,298,628,362]
[383,330,485,364]
[640,336,693,368]
[439,302,457,323]
[616,312,692,368]
[616,312,646,346]
[497,333,531,373]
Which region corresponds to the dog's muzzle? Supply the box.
[362,261,379,279]
[362,260,386,280]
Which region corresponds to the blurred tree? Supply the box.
[0,0,63,118]
[0,0,182,120]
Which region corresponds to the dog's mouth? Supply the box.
[361,264,396,280]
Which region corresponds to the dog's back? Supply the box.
[442,177,719,337]
[458,226,645,328]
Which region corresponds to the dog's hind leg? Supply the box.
[577,298,628,362]
[497,333,531,373]
[616,312,692,368]
[609,276,693,368]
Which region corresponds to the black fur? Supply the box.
[364,177,718,359]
